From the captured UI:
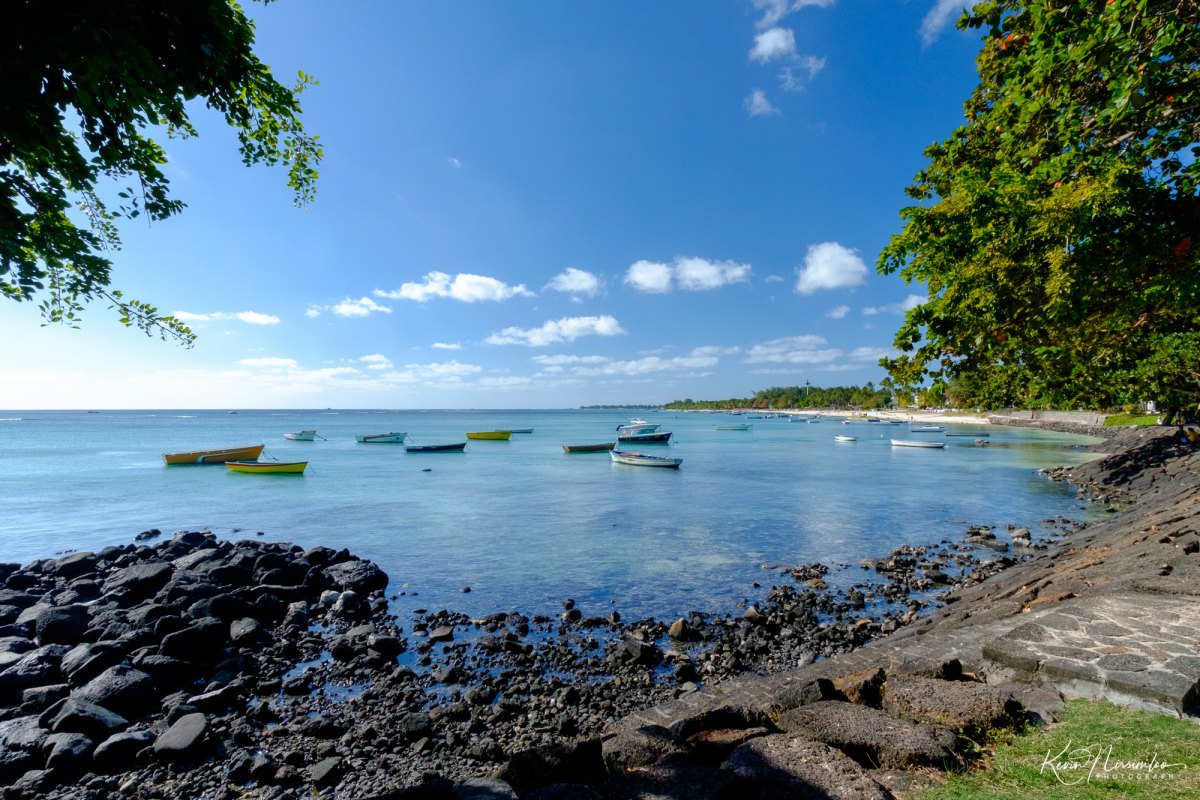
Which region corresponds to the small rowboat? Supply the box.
[466,431,512,440]
[355,432,406,443]
[891,439,945,449]
[610,450,682,468]
[163,444,265,465]
[226,460,308,474]
[909,425,944,433]
[405,442,467,453]
[508,428,534,434]
[946,432,990,437]
[617,430,671,444]
[715,424,752,431]
[834,434,857,443]
[283,429,318,441]
[563,442,616,453]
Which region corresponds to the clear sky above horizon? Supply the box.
[4,0,984,410]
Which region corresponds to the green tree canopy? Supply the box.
[879,0,1199,409]
[1,0,320,344]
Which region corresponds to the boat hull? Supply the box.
[466,431,512,440]
[508,428,534,434]
[616,431,671,444]
[163,444,265,465]
[610,450,682,468]
[405,442,467,452]
[616,422,660,435]
[355,432,406,443]
[891,439,945,449]
[715,424,752,431]
[834,435,857,442]
[226,460,307,474]
[563,442,616,453]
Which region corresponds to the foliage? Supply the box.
[915,698,1200,799]
[879,0,1200,410]
[664,383,892,410]
[0,0,321,344]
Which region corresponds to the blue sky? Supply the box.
[5,0,982,409]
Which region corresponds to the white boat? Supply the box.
[355,432,406,444]
[834,434,857,442]
[891,439,945,449]
[610,450,682,468]
[283,429,319,441]
[909,425,945,432]
[715,423,752,431]
[616,420,661,435]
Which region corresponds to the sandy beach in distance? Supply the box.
[726,408,994,425]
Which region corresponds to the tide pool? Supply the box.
[0,409,1101,622]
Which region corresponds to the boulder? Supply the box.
[42,731,94,773]
[883,676,1024,737]
[160,618,228,658]
[777,700,959,769]
[44,698,128,739]
[602,724,692,772]
[0,644,69,696]
[153,712,208,762]
[324,559,388,593]
[92,729,156,772]
[0,715,47,782]
[101,562,173,602]
[52,552,98,580]
[725,734,893,800]
[74,665,156,719]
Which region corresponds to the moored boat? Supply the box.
[616,421,661,435]
[163,444,265,465]
[225,460,307,474]
[946,432,990,437]
[405,442,467,452]
[834,434,857,442]
[563,442,616,453]
[508,428,534,434]
[355,432,406,443]
[715,424,752,431]
[283,429,319,441]
[617,430,672,444]
[610,450,682,468]
[466,431,512,440]
[908,425,944,433]
[891,439,945,449]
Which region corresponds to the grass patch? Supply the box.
[909,699,1200,800]
[1104,414,1160,426]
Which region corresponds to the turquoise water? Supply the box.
[0,409,1100,622]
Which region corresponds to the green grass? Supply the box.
[909,699,1200,800]
[1104,414,1161,426]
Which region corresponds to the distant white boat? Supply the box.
[284,429,319,441]
[834,434,857,443]
[355,432,406,443]
[715,423,752,431]
[891,439,945,449]
[909,425,945,432]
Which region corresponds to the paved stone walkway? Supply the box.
[614,592,1200,735]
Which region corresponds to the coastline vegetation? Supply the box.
[912,699,1200,800]
[665,383,892,411]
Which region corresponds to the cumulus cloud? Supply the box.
[485,315,625,347]
[827,305,850,320]
[376,271,534,303]
[744,335,842,365]
[754,0,836,29]
[794,242,868,294]
[332,297,392,317]
[921,0,969,46]
[431,342,462,350]
[625,257,751,293]
[172,310,280,325]
[384,360,481,382]
[750,27,796,63]
[239,357,299,369]
[848,346,895,362]
[532,348,722,377]
[545,268,601,300]
[359,353,393,370]
[863,294,925,315]
[745,89,780,116]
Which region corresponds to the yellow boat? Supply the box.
[163,444,265,465]
[225,460,308,474]
[465,431,512,440]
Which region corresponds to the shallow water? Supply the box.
[0,409,1101,621]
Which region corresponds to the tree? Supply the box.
[1,0,321,344]
[878,0,1199,409]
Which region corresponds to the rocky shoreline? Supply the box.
[2,423,1176,799]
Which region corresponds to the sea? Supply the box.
[0,409,1103,624]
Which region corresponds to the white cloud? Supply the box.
[863,294,925,315]
[754,0,836,29]
[780,56,827,91]
[920,0,968,47]
[332,297,392,317]
[848,346,895,362]
[750,27,797,63]
[827,305,850,320]
[377,271,534,303]
[624,260,674,293]
[172,310,280,325]
[359,354,393,370]
[384,360,481,382]
[625,257,751,293]
[531,354,611,366]
[485,315,625,347]
[239,357,299,369]
[447,156,463,169]
[744,335,842,365]
[545,268,601,300]
[794,242,868,294]
[534,348,722,377]
[305,306,321,318]
[745,89,780,116]
[431,342,462,350]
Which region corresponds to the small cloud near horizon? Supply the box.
[485,315,625,347]
[172,310,281,326]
